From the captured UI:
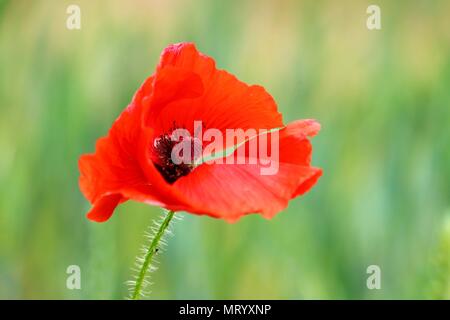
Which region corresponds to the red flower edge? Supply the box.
[79,43,322,223]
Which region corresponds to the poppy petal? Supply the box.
[86,193,124,222]
[146,43,283,146]
[144,66,204,123]
[79,77,174,221]
[170,120,322,221]
[78,104,146,203]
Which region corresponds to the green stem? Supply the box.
[131,210,175,300]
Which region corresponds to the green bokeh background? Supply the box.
[0,0,449,299]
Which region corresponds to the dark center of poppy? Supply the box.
[152,132,199,184]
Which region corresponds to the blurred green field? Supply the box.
[0,0,449,299]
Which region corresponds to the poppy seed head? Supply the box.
[152,132,195,184]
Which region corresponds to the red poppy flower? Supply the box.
[79,42,322,223]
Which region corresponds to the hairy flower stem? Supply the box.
[131,210,175,300]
